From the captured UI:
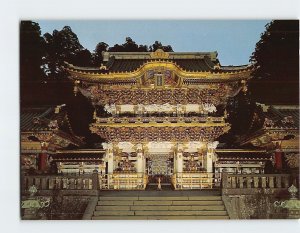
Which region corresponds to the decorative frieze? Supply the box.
[91,125,229,142]
[80,84,241,106]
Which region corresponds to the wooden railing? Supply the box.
[22,172,99,191]
[99,173,148,190]
[172,172,215,190]
[222,173,291,189]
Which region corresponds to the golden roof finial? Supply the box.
[100,63,107,70]
[150,49,169,59]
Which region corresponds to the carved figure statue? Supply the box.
[157,177,162,191]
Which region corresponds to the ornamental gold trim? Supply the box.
[66,60,252,82]
[91,122,228,128]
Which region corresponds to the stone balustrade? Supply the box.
[22,171,99,191]
[222,173,291,195]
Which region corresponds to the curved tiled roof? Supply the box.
[53,150,105,161]
[216,150,269,161]
[21,107,57,131]
[65,51,252,75]
[107,58,146,72]
[263,105,299,129]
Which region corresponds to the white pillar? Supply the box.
[173,153,177,173]
[137,152,144,173]
[205,141,219,173]
[102,143,114,174]
[205,151,213,173]
[107,153,114,174]
[176,152,183,173]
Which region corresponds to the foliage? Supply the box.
[20,21,46,81]
[108,37,149,52]
[92,37,173,65]
[249,20,299,104]
[43,26,86,79]
[222,20,299,145]
[220,92,261,146]
[93,42,109,66]
[149,41,173,52]
[21,22,175,79]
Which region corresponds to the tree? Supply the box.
[149,41,173,52]
[43,26,84,79]
[69,49,93,67]
[107,38,173,53]
[220,20,299,146]
[108,37,148,52]
[20,21,46,81]
[249,20,299,104]
[93,42,109,66]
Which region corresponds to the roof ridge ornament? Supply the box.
[99,63,107,70]
[150,49,169,59]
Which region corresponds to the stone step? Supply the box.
[92,215,230,220]
[98,196,222,201]
[97,200,223,206]
[96,205,225,211]
[134,210,228,216]
[94,211,134,216]
[96,205,131,211]
[93,210,227,216]
[98,200,134,206]
[99,196,139,201]
[130,205,225,211]
[172,200,223,205]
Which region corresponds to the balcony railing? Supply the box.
[171,172,215,190]
[99,173,148,190]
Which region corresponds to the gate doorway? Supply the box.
[146,155,173,185]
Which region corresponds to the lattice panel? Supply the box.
[147,156,173,175]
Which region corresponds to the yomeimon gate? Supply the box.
[65,49,252,190]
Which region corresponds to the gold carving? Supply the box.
[150,49,169,59]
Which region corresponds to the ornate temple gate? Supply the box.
[146,154,173,184]
[65,49,252,190]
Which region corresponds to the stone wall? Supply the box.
[21,190,97,220]
[222,190,289,219]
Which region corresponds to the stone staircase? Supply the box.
[92,195,229,220]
